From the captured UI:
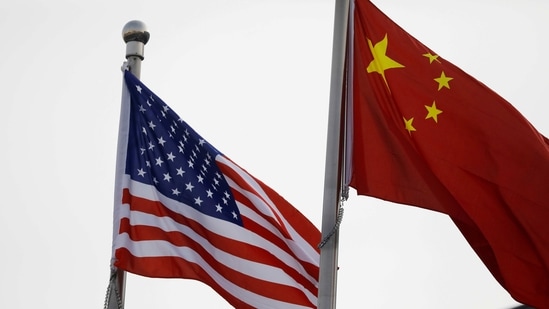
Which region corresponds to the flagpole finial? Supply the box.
[122,20,149,60]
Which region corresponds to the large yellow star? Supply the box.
[425,101,443,122]
[403,117,416,134]
[367,34,404,89]
[434,71,453,90]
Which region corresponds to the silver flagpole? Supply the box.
[106,20,149,309]
[123,20,149,79]
[317,0,350,308]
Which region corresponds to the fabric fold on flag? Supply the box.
[346,1,549,307]
[112,70,320,309]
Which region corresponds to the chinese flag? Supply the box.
[348,0,549,307]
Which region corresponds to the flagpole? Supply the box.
[123,20,149,79]
[106,20,150,309]
[317,0,349,308]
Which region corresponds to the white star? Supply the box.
[172,188,180,196]
[136,85,142,93]
[224,191,230,198]
[176,167,185,176]
[167,152,176,161]
[198,139,205,146]
[215,204,223,213]
[188,160,194,168]
[148,142,155,150]
[148,121,156,130]
[197,175,204,183]
[185,182,194,191]
[155,157,164,166]
[137,168,146,177]
[139,105,146,113]
[194,197,203,206]
[158,137,166,146]
[231,211,238,219]
[206,189,213,198]
[142,127,147,135]
[163,173,172,182]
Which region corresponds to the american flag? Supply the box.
[112,70,320,309]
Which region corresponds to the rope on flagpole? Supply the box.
[318,186,347,249]
[104,269,124,309]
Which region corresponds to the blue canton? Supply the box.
[124,71,243,226]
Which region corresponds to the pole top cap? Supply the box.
[122,20,150,44]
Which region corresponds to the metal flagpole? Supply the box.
[122,20,149,80]
[317,0,350,308]
[105,20,150,309]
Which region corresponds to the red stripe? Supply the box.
[255,178,321,249]
[117,218,317,308]
[232,188,298,251]
[216,159,292,237]
[121,189,319,296]
[233,189,320,281]
[252,180,321,278]
[217,158,320,250]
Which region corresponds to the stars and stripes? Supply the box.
[112,70,320,309]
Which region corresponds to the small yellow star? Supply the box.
[425,101,443,122]
[367,34,405,90]
[422,52,440,64]
[403,117,416,134]
[434,71,453,90]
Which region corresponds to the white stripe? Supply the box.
[117,176,319,287]
[226,175,320,269]
[116,233,315,309]
[217,156,320,265]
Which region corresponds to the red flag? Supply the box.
[112,71,320,309]
[347,1,549,307]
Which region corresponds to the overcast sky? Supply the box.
[1,0,547,308]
